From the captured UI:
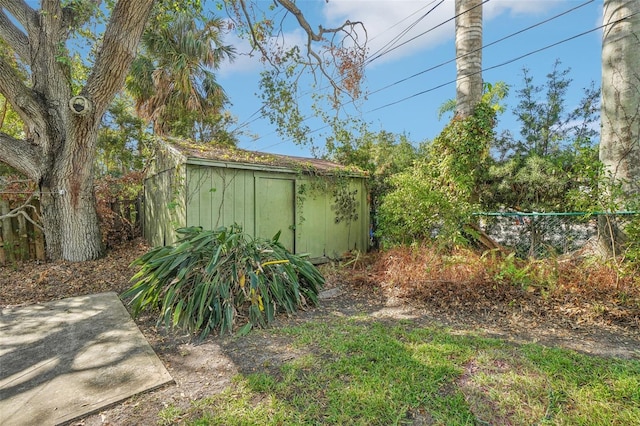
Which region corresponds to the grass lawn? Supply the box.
[158,317,640,425]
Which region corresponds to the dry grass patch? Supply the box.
[333,246,640,331]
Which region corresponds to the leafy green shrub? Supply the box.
[377,102,495,247]
[123,225,324,338]
[484,251,558,290]
[376,163,474,245]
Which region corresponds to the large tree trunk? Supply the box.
[600,0,640,195]
[598,0,640,256]
[0,0,155,261]
[455,0,483,118]
[39,120,104,261]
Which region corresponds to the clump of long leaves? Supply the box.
[123,225,324,338]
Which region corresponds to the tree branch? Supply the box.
[274,0,366,100]
[0,54,47,133]
[236,0,277,68]
[0,10,29,63]
[61,0,103,32]
[229,0,366,100]
[276,0,323,42]
[84,0,155,113]
[0,132,41,179]
[0,0,37,30]
[0,192,44,231]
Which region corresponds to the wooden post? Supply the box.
[0,231,6,266]
[17,212,29,261]
[0,200,14,264]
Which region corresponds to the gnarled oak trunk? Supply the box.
[0,0,155,261]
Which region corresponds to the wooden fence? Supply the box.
[0,198,141,266]
[0,199,45,265]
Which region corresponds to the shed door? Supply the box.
[256,177,295,251]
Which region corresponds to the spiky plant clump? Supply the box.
[123,225,324,338]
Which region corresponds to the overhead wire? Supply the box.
[366,0,595,98]
[244,0,474,148]
[366,0,444,64]
[254,1,601,149]
[241,0,603,150]
[367,0,487,65]
[369,9,635,113]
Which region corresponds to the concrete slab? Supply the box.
[0,292,173,426]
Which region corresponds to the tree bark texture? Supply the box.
[455,0,483,118]
[600,0,640,197]
[599,0,640,257]
[0,0,155,261]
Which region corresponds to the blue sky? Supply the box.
[216,0,604,157]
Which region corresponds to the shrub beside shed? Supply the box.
[143,139,369,260]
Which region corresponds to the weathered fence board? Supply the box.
[0,198,140,265]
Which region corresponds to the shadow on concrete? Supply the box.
[0,292,173,426]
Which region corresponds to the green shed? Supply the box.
[143,139,369,260]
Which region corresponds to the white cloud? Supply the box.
[321,0,575,65]
[220,1,576,74]
[323,0,456,65]
[219,25,309,77]
[218,32,263,77]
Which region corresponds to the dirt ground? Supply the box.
[1,238,639,425]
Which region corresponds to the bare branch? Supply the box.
[236,0,277,68]
[276,0,322,42]
[277,0,366,42]
[0,192,43,231]
[0,10,29,62]
[274,0,367,100]
[229,0,366,100]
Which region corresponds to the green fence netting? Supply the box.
[473,211,639,258]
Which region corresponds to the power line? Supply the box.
[369,10,634,113]
[366,0,444,64]
[228,0,448,136]
[247,1,604,151]
[370,0,441,43]
[367,0,488,65]
[252,1,598,149]
[366,0,595,99]
[234,0,484,146]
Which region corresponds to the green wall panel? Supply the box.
[293,177,369,258]
[186,166,257,235]
[144,165,186,247]
[155,161,370,259]
[255,176,295,251]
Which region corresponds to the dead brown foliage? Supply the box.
[0,238,148,308]
[94,172,144,248]
[337,246,640,331]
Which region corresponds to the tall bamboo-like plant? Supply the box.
[123,225,324,338]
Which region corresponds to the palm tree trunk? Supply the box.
[598,0,640,256]
[455,0,483,118]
